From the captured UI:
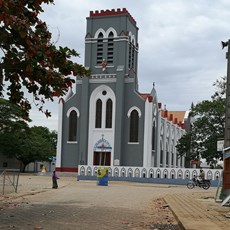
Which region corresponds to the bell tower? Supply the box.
[84,8,139,78]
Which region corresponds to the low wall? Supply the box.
[78,165,222,187]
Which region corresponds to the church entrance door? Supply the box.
[93,152,111,166]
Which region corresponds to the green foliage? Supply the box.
[176,77,226,165]
[0,125,57,172]
[0,99,57,171]
[0,0,90,118]
[0,98,30,131]
[16,126,57,171]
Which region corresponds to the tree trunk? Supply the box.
[20,162,27,172]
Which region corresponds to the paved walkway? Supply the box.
[165,191,230,230]
[1,174,230,229]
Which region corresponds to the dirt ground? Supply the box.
[141,198,181,229]
[0,175,191,229]
[0,195,180,230]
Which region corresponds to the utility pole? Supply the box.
[222,40,230,195]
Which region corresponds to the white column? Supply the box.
[182,155,185,168]
[162,119,167,167]
[174,128,179,168]
[173,147,177,168]
[143,98,153,167]
[56,98,64,168]
[168,122,172,168]
[156,110,161,167]
[173,127,177,168]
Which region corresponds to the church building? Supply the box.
[56,8,187,172]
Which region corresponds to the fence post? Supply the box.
[15,171,20,193]
[3,170,6,195]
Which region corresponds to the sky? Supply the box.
[28,0,230,131]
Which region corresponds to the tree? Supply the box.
[0,0,89,118]
[0,125,57,172]
[176,76,226,166]
[0,98,57,171]
[0,98,30,131]
[16,126,57,172]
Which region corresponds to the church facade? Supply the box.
[56,8,187,172]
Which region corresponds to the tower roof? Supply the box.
[89,8,136,26]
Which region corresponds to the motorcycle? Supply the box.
[187,176,211,190]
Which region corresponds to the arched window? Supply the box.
[160,141,163,166]
[128,36,132,68]
[132,40,135,68]
[107,31,114,64]
[152,123,155,150]
[68,110,77,141]
[160,150,163,166]
[129,110,139,142]
[97,32,104,64]
[166,151,169,167]
[95,99,102,128]
[106,99,112,128]
[171,146,174,167]
[128,36,135,69]
[171,153,174,166]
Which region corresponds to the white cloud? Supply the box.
[26,0,230,130]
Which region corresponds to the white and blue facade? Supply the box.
[56,8,187,173]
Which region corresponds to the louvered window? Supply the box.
[97,32,104,64]
[128,37,132,68]
[107,32,114,64]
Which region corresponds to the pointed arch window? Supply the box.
[129,110,139,142]
[106,99,112,128]
[152,123,156,150]
[97,32,104,64]
[95,99,102,128]
[171,146,174,167]
[166,151,169,167]
[160,149,163,166]
[107,31,114,64]
[132,40,135,68]
[128,36,132,69]
[68,110,77,141]
[171,153,174,167]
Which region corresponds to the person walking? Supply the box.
[52,170,59,189]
